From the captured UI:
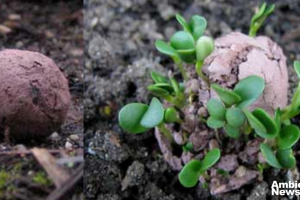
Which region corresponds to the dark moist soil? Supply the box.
[0,0,83,200]
[84,0,300,199]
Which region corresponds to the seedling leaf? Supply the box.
[225,124,241,138]
[151,71,168,84]
[251,3,267,26]
[211,84,241,107]
[147,85,170,97]
[276,149,296,169]
[155,40,178,57]
[234,76,265,108]
[207,116,225,129]
[195,36,215,61]
[179,160,201,188]
[140,98,164,128]
[243,109,267,136]
[164,107,180,123]
[177,49,196,63]
[226,107,245,127]
[274,108,281,130]
[207,98,226,120]
[190,15,207,40]
[277,125,300,150]
[252,108,279,138]
[170,31,195,50]
[175,14,191,33]
[260,143,282,169]
[154,83,174,93]
[119,103,149,134]
[199,148,221,173]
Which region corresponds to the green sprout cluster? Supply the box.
[118,3,299,190]
[155,14,214,82]
[207,62,300,170]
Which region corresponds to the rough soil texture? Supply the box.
[0,0,83,199]
[0,49,71,139]
[85,0,300,199]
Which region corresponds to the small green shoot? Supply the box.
[179,148,220,188]
[249,2,275,37]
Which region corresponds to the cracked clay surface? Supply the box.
[203,32,289,113]
[0,49,71,139]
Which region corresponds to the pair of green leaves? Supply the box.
[155,14,214,64]
[148,71,185,108]
[211,76,265,108]
[119,97,182,134]
[249,2,275,37]
[207,98,245,138]
[207,76,265,138]
[179,148,220,188]
[260,144,296,169]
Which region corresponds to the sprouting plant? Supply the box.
[206,75,265,138]
[147,71,186,108]
[249,2,275,37]
[118,97,182,141]
[281,61,300,120]
[155,14,214,82]
[179,148,220,188]
[206,62,300,170]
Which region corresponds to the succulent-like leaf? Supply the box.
[190,15,207,40]
[140,98,164,128]
[195,36,214,61]
[150,71,168,84]
[274,108,281,130]
[276,149,296,169]
[226,107,245,127]
[251,2,267,26]
[243,109,267,136]
[147,85,170,97]
[294,60,300,79]
[179,160,202,188]
[234,76,265,108]
[252,108,279,139]
[277,125,300,150]
[164,107,180,123]
[207,98,226,120]
[199,148,221,173]
[170,31,195,50]
[175,14,191,33]
[154,83,174,93]
[260,143,282,169]
[211,84,241,107]
[177,49,196,63]
[225,124,241,138]
[155,40,178,57]
[119,103,149,134]
[170,78,180,95]
[207,116,225,129]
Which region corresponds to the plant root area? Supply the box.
[0,0,83,199]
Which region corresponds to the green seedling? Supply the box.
[179,148,220,188]
[119,97,183,141]
[249,2,275,37]
[148,71,185,108]
[182,142,193,153]
[207,76,264,138]
[155,14,214,82]
[281,61,300,120]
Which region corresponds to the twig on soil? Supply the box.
[31,148,70,188]
[46,164,83,200]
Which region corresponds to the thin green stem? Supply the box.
[176,61,188,81]
[196,61,210,86]
[158,123,173,143]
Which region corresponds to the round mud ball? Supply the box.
[0,49,71,140]
[201,32,288,113]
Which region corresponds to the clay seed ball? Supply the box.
[0,49,71,140]
[202,32,288,113]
